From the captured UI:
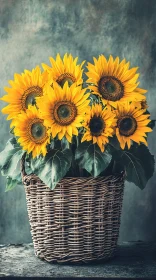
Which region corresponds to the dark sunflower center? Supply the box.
[118,116,137,136]
[22,86,43,110]
[53,101,77,126]
[31,122,46,140]
[105,81,116,93]
[56,73,76,87]
[57,105,71,119]
[120,118,133,131]
[89,116,105,136]
[98,76,124,101]
[25,92,38,107]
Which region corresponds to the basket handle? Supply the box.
[21,153,27,178]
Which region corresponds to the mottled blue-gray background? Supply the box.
[0,0,156,244]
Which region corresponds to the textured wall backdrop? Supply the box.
[0,0,156,244]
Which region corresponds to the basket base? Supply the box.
[34,248,117,264]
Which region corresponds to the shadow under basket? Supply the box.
[21,158,125,264]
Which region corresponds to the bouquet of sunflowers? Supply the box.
[0,54,155,190]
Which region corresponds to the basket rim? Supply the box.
[22,172,125,189]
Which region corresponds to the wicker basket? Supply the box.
[21,157,125,264]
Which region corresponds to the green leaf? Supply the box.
[3,137,19,151]
[61,137,70,150]
[0,148,24,176]
[30,154,44,172]
[30,149,72,190]
[109,136,121,151]
[5,177,18,192]
[107,141,124,174]
[75,142,112,177]
[5,170,23,192]
[115,144,155,189]
[0,138,24,191]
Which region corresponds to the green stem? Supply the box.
[70,142,75,177]
[76,135,83,177]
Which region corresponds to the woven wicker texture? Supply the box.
[21,158,125,264]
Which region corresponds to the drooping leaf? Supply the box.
[5,168,23,192]
[75,142,112,177]
[126,144,154,187]
[0,148,24,176]
[30,149,72,190]
[3,137,20,152]
[5,177,18,192]
[113,144,155,189]
[0,139,24,191]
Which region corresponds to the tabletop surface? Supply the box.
[0,241,156,278]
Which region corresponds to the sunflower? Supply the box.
[1,66,48,120]
[13,106,51,158]
[115,102,152,149]
[86,55,146,108]
[36,82,90,143]
[81,104,116,152]
[42,53,85,88]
